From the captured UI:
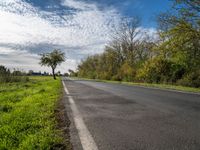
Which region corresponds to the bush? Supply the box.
[170,63,186,82]
[0,65,29,83]
[0,65,10,82]
[98,72,111,80]
[111,74,122,81]
[118,62,136,82]
[177,70,200,88]
[136,57,173,83]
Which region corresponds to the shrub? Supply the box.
[170,63,186,82]
[118,62,136,82]
[0,65,11,83]
[98,72,111,80]
[111,74,122,81]
[0,65,29,83]
[177,70,200,88]
[136,57,172,83]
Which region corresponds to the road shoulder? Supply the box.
[55,84,73,150]
[72,77,200,95]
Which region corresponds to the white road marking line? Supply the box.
[62,80,98,150]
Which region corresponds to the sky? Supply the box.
[0,0,172,73]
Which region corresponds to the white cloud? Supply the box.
[0,48,79,73]
[0,0,157,73]
[0,0,122,73]
[61,0,96,10]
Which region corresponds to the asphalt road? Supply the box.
[62,78,200,150]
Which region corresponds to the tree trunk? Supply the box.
[52,68,56,80]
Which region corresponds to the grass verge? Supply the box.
[74,77,200,93]
[0,76,71,150]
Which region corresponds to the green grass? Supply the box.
[75,77,200,93]
[0,76,65,150]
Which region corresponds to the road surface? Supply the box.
[62,78,200,150]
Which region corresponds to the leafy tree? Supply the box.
[77,17,154,82]
[77,6,200,88]
[136,57,179,83]
[68,69,78,77]
[154,0,200,86]
[40,49,65,80]
[118,62,136,81]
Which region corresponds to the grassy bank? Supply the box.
[74,77,200,93]
[0,76,67,149]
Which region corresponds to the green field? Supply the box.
[0,76,66,150]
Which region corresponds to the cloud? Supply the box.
[61,0,95,10]
[0,0,157,73]
[0,50,78,73]
[0,0,122,73]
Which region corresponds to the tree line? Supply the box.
[76,0,200,87]
[0,66,29,83]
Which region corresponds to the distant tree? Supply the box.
[28,70,34,75]
[57,71,61,76]
[68,69,78,77]
[0,65,29,83]
[0,65,10,76]
[68,69,74,74]
[12,70,24,76]
[39,49,65,79]
[64,73,69,77]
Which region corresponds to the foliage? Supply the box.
[0,76,65,149]
[118,62,136,82]
[155,0,200,87]
[80,78,200,93]
[77,17,153,81]
[0,66,29,83]
[177,70,200,88]
[40,49,65,80]
[76,0,200,88]
[136,57,186,83]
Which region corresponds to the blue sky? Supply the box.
[25,0,172,27]
[0,0,172,73]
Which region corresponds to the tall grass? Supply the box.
[0,76,65,149]
[0,75,29,83]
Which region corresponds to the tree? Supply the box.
[157,0,200,73]
[77,16,154,82]
[76,1,199,87]
[28,70,34,75]
[112,17,142,67]
[68,69,78,77]
[39,49,65,80]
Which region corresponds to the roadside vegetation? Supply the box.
[76,77,200,93]
[0,76,68,149]
[76,0,200,89]
[0,65,29,83]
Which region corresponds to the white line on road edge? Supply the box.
[62,81,98,150]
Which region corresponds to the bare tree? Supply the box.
[111,16,149,67]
